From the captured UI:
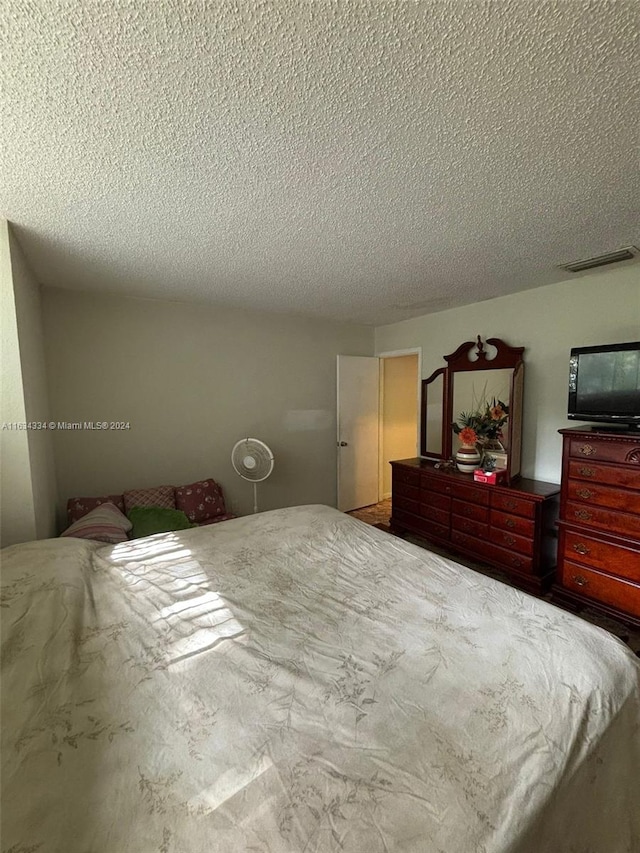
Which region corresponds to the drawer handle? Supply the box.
[572,574,588,588]
[576,488,594,499]
[579,444,596,456]
[462,522,472,532]
[572,542,591,556]
[444,486,451,493]
[503,534,516,546]
[505,518,516,528]
[511,557,523,568]
[574,509,593,521]
[577,466,596,477]
[504,500,516,510]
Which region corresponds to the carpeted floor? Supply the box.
[348,500,640,657]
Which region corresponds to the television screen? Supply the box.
[569,342,640,423]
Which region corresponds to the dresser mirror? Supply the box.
[420,336,525,483]
[420,367,446,457]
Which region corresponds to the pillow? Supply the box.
[67,494,126,525]
[123,485,176,514]
[61,502,132,544]
[174,478,227,523]
[127,506,196,539]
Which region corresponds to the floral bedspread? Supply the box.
[2,505,639,852]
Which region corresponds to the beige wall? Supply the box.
[1,220,35,545]
[381,355,418,496]
[9,229,58,539]
[0,221,57,545]
[42,288,373,522]
[375,265,640,484]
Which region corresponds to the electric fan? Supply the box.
[231,438,275,513]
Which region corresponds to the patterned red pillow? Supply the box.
[174,479,227,523]
[67,494,126,525]
[123,485,176,514]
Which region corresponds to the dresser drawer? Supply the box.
[451,529,488,559]
[420,490,452,513]
[451,482,490,506]
[491,492,536,519]
[418,504,450,527]
[566,501,640,539]
[490,509,535,538]
[568,436,640,466]
[493,544,534,575]
[491,527,534,557]
[451,514,489,539]
[567,480,640,515]
[393,495,419,516]
[421,472,453,496]
[411,514,449,542]
[568,460,640,491]
[451,530,533,574]
[561,561,640,618]
[391,508,422,532]
[452,499,489,523]
[562,530,640,583]
[393,482,419,503]
[393,467,420,487]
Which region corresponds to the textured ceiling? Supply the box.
[1,0,639,325]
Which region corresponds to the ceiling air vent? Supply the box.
[558,246,639,274]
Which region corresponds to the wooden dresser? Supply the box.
[554,428,640,626]
[390,459,560,594]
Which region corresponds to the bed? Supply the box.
[2,505,639,852]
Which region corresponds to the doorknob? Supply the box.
[338,441,348,447]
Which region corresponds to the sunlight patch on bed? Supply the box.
[110,532,193,563]
[158,590,226,619]
[160,589,246,665]
[188,751,273,814]
[109,533,246,665]
[166,618,246,665]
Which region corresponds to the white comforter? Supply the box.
[2,505,639,852]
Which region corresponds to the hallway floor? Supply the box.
[347,498,391,527]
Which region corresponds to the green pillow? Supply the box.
[127,506,197,539]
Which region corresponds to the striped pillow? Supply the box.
[60,501,132,544]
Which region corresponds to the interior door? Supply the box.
[337,355,380,512]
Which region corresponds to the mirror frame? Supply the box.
[419,366,447,461]
[420,336,525,483]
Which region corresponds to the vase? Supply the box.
[455,443,481,473]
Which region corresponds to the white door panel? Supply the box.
[337,355,380,512]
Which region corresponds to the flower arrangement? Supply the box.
[458,426,478,446]
[452,398,509,443]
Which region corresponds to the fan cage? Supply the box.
[231,438,274,483]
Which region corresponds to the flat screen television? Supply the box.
[568,341,640,429]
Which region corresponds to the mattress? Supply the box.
[2,505,639,852]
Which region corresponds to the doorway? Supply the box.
[336,349,421,515]
[378,352,420,500]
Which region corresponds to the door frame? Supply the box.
[376,347,422,501]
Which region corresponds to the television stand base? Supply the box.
[589,423,640,433]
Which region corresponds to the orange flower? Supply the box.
[490,404,504,420]
[459,426,478,445]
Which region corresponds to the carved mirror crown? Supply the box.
[421,336,525,483]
